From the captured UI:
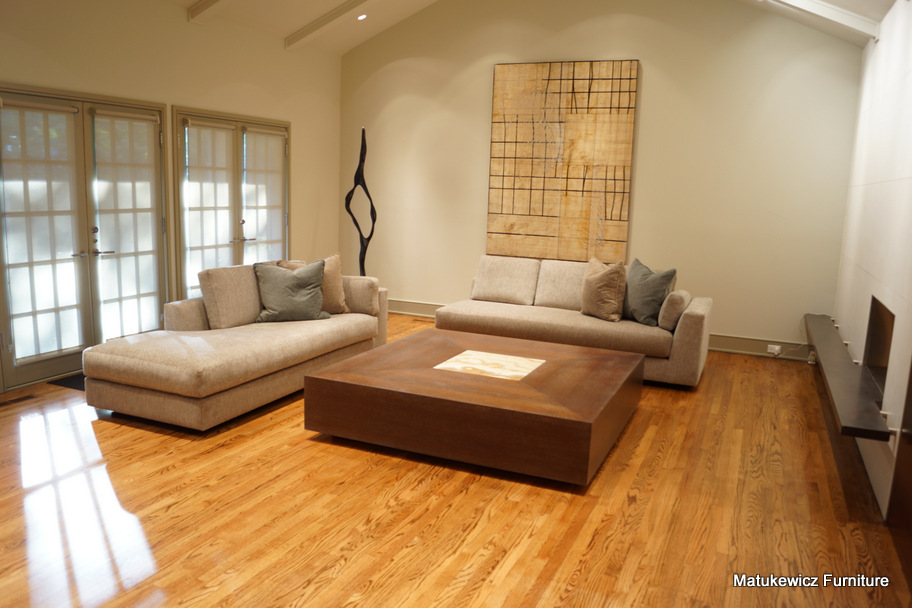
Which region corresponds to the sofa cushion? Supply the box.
[658,290,692,331]
[534,259,589,310]
[198,265,262,329]
[471,255,540,306]
[624,259,676,326]
[280,253,349,314]
[436,299,673,358]
[255,261,330,323]
[82,314,379,398]
[581,258,626,322]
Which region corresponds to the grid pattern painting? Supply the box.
[487,60,638,262]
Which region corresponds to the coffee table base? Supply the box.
[305,330,643,485]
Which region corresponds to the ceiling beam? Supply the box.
[188,0,238,24]
[285,0,371,51]
[767,0,879,39]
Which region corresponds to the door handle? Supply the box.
[92,249,116,256]
[71,252,88,258]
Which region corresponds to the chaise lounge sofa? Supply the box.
[83,257,388,431]
[435,255,712,386]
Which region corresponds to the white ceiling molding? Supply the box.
[766,0,879,40]
[285,0,371,51]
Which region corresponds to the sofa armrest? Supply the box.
[342,275,379,314]
[342,276,387,346]
[164,298,210,331]
[673,297,712,345]
[664,297,713,385]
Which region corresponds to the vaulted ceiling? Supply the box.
[161,0,896,54]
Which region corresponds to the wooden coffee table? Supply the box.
[304,329,643,485]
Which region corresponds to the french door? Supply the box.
[176,110,288,298]
[0,92,165,389]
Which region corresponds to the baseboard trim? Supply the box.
[709,334,810,361]
[389,300,811,361]
[388,299,441,318]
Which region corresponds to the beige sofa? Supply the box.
[435,255,712,387]
[83,262,388,430]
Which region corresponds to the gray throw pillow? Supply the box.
[279,253,349,314]
[624,258,676,326]
[254,260,330,323]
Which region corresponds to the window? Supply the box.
[0,88,166,388]
[174,108,288,297]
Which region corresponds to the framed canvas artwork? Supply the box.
[487,60,639,263]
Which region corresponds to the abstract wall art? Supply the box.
[486,60,639,263]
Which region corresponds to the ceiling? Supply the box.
[163,0,440,54]
[163,0,897,55]
[745,0,894,46]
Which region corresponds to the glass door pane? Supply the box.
[181,121,235,297]
[1,100,91,386]
[241,128,286,264]
[89,110,163,342]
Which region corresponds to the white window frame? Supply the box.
[172,107,289,298]
[0,83,167,389]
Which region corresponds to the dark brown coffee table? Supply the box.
[304,329,643,485]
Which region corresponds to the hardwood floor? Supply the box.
[0,314,908,607]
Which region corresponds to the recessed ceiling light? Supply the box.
[357,14,367,21]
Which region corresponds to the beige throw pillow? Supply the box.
[279,253,349,314]
[580,258,626,322]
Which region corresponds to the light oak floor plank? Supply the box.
[0,314,908,607]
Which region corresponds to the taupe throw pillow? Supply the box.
[624,258,676,326]
[581,258,626,322]
[254,261,330,322]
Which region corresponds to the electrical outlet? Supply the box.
[767,344,782,356]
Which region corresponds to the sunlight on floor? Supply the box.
[19,403,156,607]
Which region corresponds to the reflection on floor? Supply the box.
[19,401,155,607]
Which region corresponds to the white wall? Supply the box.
[0,0,342,264]
[340,0,862,344]
[835,0,912,515]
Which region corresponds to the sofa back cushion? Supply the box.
[198,265,262,329]
[471,255,540,305]
[534,259,589,310]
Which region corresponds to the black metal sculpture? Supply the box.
[343,128,377,276]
